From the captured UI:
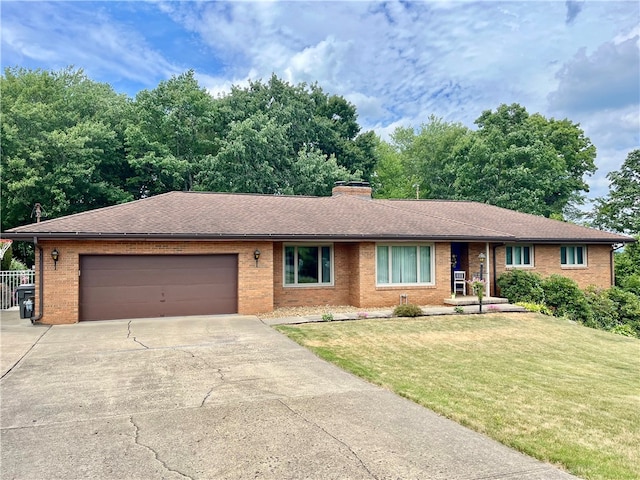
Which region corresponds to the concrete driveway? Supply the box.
[0,312,578,480]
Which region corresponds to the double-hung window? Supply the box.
[376,244,434,285]
[506,245,533,267]
[561,245,586,266]
[284,245,332,286]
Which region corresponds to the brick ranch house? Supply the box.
[3,182,634,325]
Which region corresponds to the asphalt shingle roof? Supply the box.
[4,191,633,244]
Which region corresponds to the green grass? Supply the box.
[276,313,640,480]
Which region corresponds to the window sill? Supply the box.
[376,284,436,289]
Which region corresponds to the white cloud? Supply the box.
[548,36,640,114]
[195,71,253,98]
[1,2,181,86]
[343,92,391,126]
[283,36,354,88]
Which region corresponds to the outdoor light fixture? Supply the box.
[478,252,486,280]
[51,248,59,270]
[253,249,261,267]
[451,254,457,268]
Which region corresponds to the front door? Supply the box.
[450,243,468,292]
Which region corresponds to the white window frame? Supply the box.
[375,243,435,287]
[283,243,334,287]
[561,245,587,267]
[505,244,534,268]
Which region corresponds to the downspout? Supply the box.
[31,236,44,324]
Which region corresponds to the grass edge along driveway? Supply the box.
[276,313,639,480]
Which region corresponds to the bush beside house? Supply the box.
[393,304,424,317]
[497,270,640,338]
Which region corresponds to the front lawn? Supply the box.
[276,313,640,480]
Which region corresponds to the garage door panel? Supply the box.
[80,255,238,321]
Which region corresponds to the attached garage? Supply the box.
[79,254,238,321]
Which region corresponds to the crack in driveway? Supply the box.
[1,324,51,381]
[126,321,149,349]
[277,399,378,480]
[199,368,225,407]
[179,348,226,408]
[129,416,193,480]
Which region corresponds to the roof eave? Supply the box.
[4,231,632,244]
[2,231,514,242]
[514,237,635,244]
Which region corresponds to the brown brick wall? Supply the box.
[352,243,453,308]
[273,242,354,308]
[34,239,615,324]
[347,244,361,306]
[493,243,613,290]
[331,185,372,198]
[273,242,454,309]
[36,240,274,325]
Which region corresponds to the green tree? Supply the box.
[373,117,469,199]
[196,114,291,193]
[375,105,597,218]
[1,67,374,234]
[1,67,133,230]
[211,75,374,184]
[454,104,596,217]
[592,149,640,235]
[288,146,358,196]
[371,136,414,198]
[125,70,218,197]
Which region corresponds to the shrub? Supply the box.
[606,287,640,337]
[583,286,618,331]
[610,324,638,338]
[497,270,544,304]
[468,279,486,302]
[516,302,553,316]
[10,258,28,270]
[541,275,592,322]
[321,313,334,322]
[621,273,640,297]
[393,304,423,317]
[454,306,464,314]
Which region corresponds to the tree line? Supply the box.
[1,67,375,231]
[1,67,637,237]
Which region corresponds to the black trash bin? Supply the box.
[16,284,35,319]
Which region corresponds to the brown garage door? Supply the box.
[79,255,238,321]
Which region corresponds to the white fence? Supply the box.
[0,270,35,309]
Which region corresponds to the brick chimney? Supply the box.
[332,181,372,198]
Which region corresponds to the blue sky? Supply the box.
[2,0,639,203]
